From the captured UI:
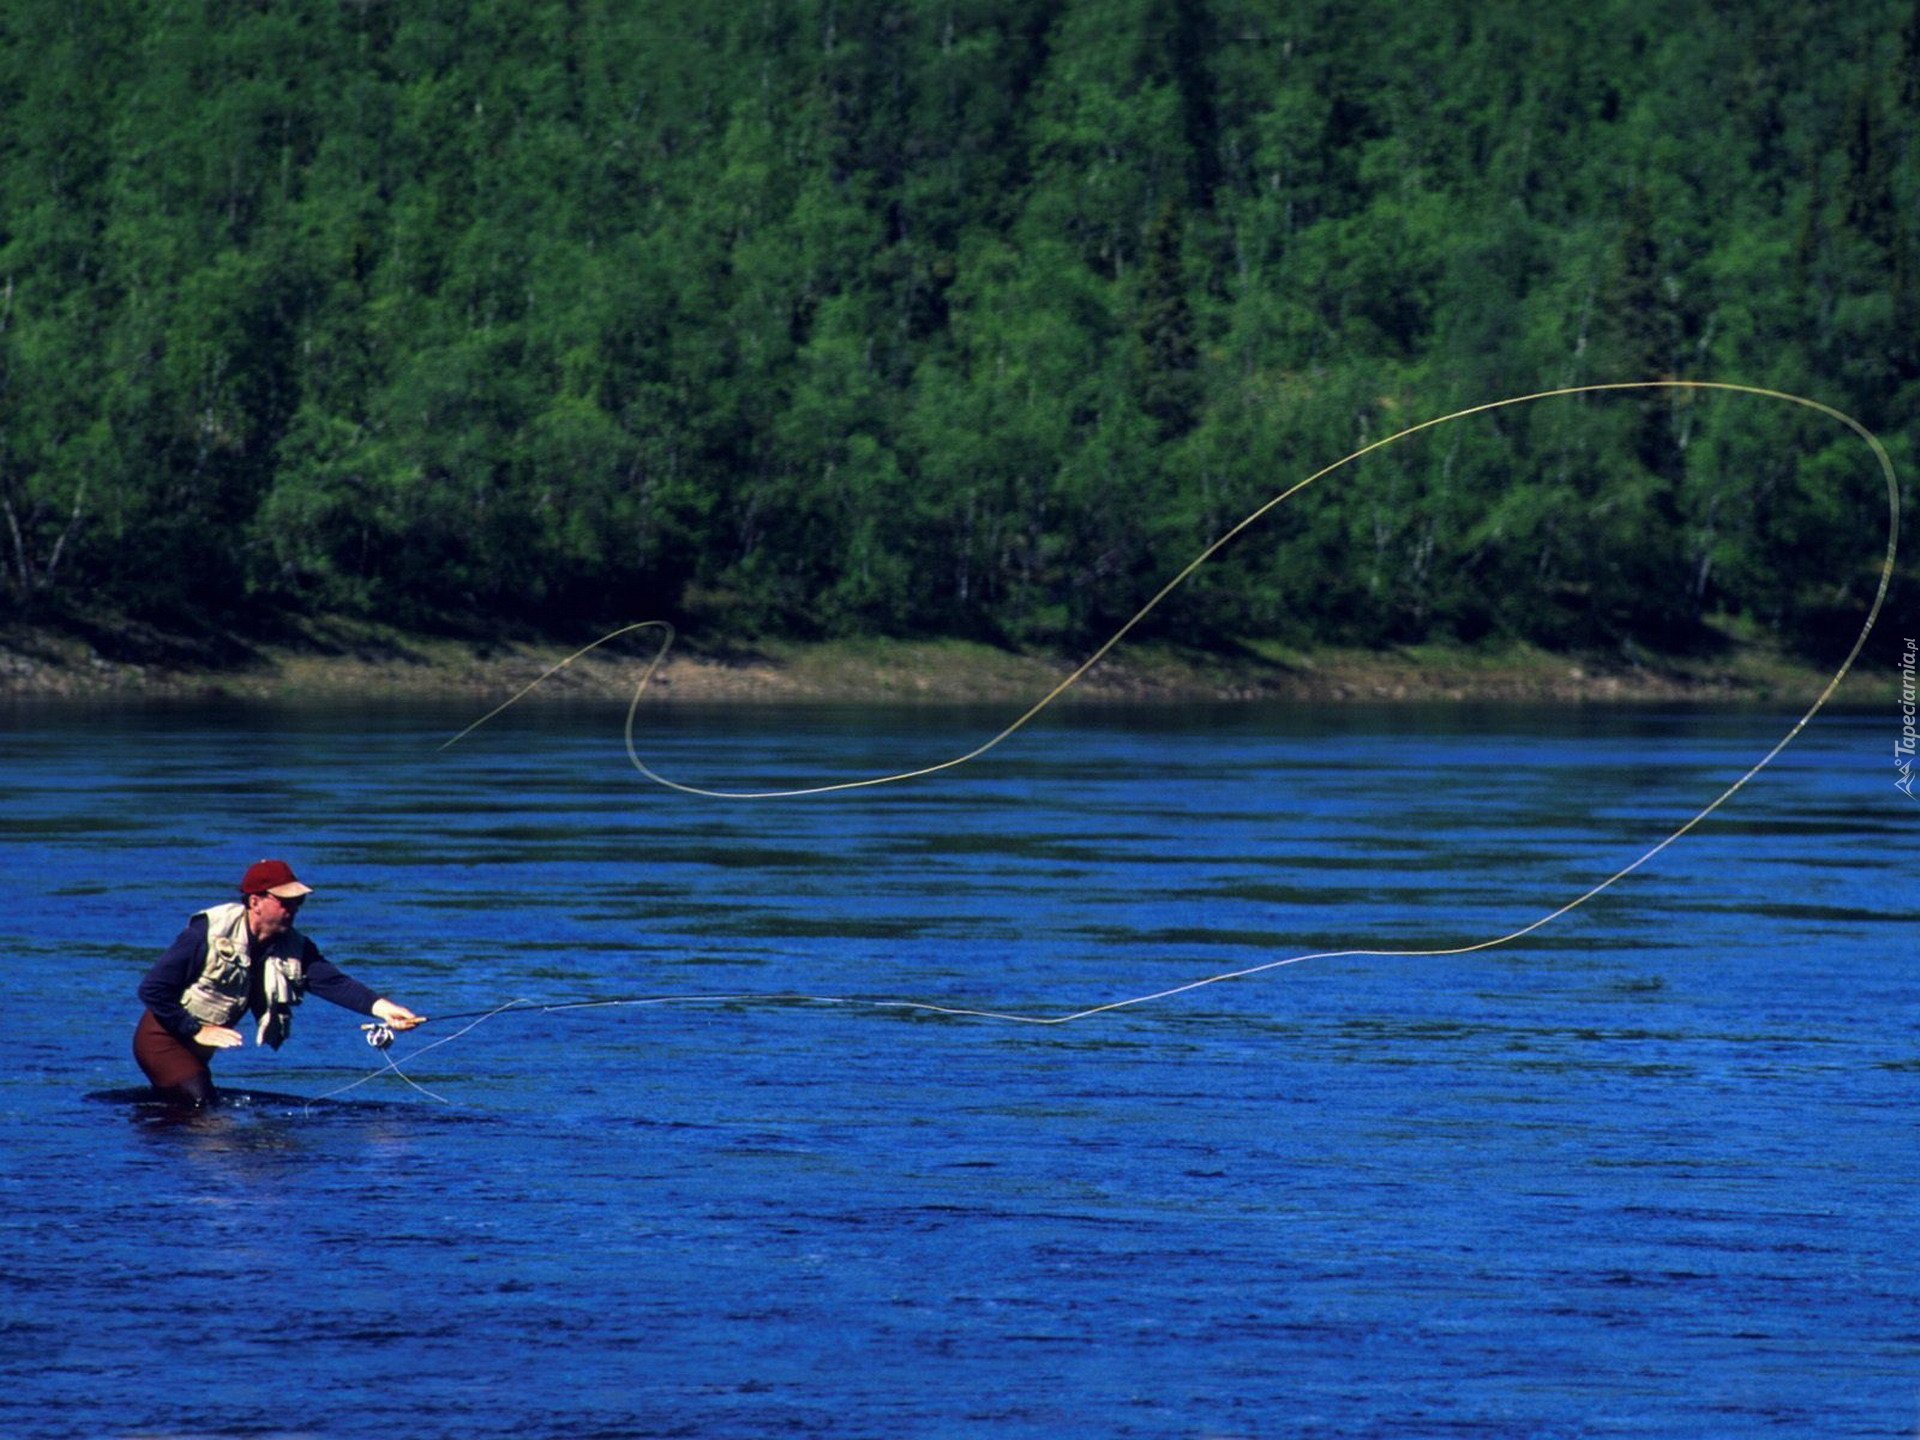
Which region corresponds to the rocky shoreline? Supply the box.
[0,614,1894,709]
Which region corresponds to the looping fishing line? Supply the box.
[306,1003,529,1108]
[349,381,1898,1101]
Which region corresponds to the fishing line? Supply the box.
[304,1002,529,1107]
[443,381,1899,799]
[347,380,1899,1095]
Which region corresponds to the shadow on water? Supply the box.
[81,1085,453,1132]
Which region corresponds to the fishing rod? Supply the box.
[392,992,862,1032]
[364,984,1121,1049]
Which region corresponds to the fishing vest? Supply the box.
[177,902,308,1049]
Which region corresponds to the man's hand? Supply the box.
[195,1025,244,1049]
[371,999,424,1031]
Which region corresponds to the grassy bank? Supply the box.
[0,610,1902,708]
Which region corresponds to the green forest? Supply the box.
[1,0,1915,663]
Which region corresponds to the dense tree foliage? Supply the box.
[1,0,1913,657]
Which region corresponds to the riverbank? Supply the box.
[0,611,1900,707]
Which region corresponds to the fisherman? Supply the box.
[133,859,424,1106]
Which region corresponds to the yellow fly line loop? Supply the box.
[415,380,1898,1035]
[448,380,1898,799]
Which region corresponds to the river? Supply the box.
[1,699,1914,1438]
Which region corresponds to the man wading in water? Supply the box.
[133,860,424,1106]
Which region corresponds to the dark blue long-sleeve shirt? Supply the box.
[138,914,380,1042]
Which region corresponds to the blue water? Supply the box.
[2,699,1915,1438]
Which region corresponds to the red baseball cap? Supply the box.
[239,859,313,899]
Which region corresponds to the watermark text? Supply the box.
[1898,637,1916,798]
